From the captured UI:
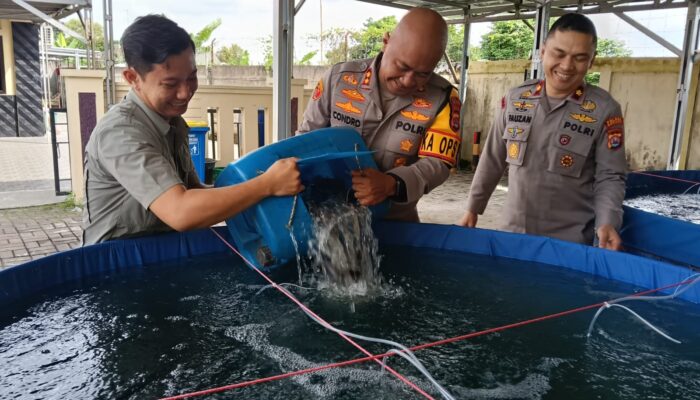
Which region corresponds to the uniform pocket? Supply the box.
[383,131,421,169]
[547,132,594,178]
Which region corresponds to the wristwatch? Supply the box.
[387,173,407,202]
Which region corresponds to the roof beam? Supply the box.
[614,11,682,56]
[11,0,86,42]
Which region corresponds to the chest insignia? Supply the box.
[341,89,365,102]
[513,101,535,112]
[507,127,524,138]
[508,142,520,159]
[570,113,597,123]
[412,97,432,108]
[401,110,430,121]
[400,139,415,152]
[580,100,596,112]
[560,154,574,168]
[335,101,361,114]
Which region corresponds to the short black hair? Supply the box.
[547,13,598,48]
[121,14,195,76]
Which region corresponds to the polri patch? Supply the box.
[607,129,623,150]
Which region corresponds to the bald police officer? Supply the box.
[82,15,302,244]
[459,13,626,250]
[298,7,462,221]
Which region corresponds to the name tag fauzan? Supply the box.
[508,114,532,123]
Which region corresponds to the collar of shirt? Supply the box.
[126,89,172,136]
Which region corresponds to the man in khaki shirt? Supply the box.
[82,15,302,244]
[299,8,462,221]
[459,13,627,250]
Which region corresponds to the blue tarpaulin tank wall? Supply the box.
[621,170,700,268]
[1,224,699,307]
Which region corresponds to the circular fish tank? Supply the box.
[1,223,699,399]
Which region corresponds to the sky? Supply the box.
[84,0,687,64]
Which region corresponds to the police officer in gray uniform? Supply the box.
[299,8,462,221]
[460,13,627,250]
[82,15,302,244]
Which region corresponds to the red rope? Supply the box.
[161,277,693,400]
[161,228,696,400]
[201,228,433,400]
[632,171,700,186]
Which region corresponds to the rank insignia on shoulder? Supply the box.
[342,74,358,85]
[335,101,361,114]
[533,82,543,96]
[312,80,323,101]
[361,68,372,89]
[412,97,432,108]
[580,100,596,112]
[519,90,532,99]
[341,89,365,102]
[508,142,520,159]
[570,113,596,123]
[560,154,574,168]
[400,110,430,121]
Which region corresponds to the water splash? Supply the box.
[305,201,384,297]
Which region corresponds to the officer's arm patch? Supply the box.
[418,102,461,167]
[312,79,323,101]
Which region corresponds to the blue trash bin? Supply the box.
[187,122,210,182]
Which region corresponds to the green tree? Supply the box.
[479,20,534,61]
[260,36,273,70]
[217,43,250,66]
[55,19,104,51]
[307,28,356,65]
[444,25,482,68]
[190,18,221,55]
[297,50,317,65]
[585,39,632,85]
[348,16,397,60]
[597,38,632,57]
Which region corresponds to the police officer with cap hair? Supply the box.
[459,13,627,250]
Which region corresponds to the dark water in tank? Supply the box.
[2,247,700,400]
[625,193,700,224]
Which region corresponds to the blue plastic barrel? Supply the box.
[215,127,386,270]
[187,122,210,182]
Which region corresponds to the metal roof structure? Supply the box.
[357,0,689,23]
[0,0,88,23]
